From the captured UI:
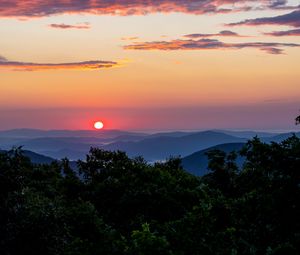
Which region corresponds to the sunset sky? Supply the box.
[1,0,300,131]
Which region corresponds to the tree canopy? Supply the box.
[0,136,299,255]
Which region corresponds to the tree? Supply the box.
[204,149,238,196]
[296,115,300,125]
[129,223,173,255]
[1,134,299,255]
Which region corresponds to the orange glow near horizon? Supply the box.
[0,5,300,130]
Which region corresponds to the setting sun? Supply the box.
[94,121,104,130]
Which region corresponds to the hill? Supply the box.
[0,149,55,164]
[103,131,246,161]
[181,143,245,176]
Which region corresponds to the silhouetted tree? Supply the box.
[0,135,299,254]
[296,115,300,125]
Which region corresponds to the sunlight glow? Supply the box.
[94,121,104,130]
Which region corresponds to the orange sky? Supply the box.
[0,0,300,130]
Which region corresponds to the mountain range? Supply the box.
[0,128,299,166]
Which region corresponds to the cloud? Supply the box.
[228,10,300,27]
[269,0,287,8]
[0,55,8,62]
[124,38,300,54]
[0,0,297,18]
[49,23,90,29]
[0,57,119,71]
[184,30,242,38]
[265,28,300,36]
[121,36,139,41]
[259,47,284,54]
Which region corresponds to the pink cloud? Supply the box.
[228,10,300,27]
[49,23,91,29]
[265,28,300,36]
[184,30,243,38]
[0,0,297,18]
[124,38,300,54]
[0,57,119,71]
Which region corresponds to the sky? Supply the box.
[0,0,300,131]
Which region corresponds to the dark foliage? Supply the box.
[296,115,300,125]
[0,136,299,254]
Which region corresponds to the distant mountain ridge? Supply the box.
[212,129,276,139]
[103,131,246,161]
[0,128,299,161]
[0,149,55,164]
[181,143,246,176]
[0,128,147,139]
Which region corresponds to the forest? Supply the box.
[0,134,299,255]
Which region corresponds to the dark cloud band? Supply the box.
[124,38,300,54]
[0,0,297,18]
[0,57,119,71]
[184,30,241,38]
[228,10,300,27]
[265,28,300,36]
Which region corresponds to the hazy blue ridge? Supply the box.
[181,143,246,176]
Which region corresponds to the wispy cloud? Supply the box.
[265,28,300,36]
[124,38,300,54]
[184,30,242,38]
[0,0,297,18]
[49,23,90,29]
[0,57,119,71]
[0,55,7,62]
[121,36,139,41]
[260,47,284,54]
[228,10,300,27]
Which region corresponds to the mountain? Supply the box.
[0,128,147,139]
[103,131,246,161]
[263,132,300,143]
[0,129,148,160]
[147,131,196,138]
[23,150,56,164]
[0,149,55,164]
[41,148,89,160]
[19,137,106,151]
[212,129,276,139]
[181,143,246,176]
[0,137,99,160]
[1,128,298,161]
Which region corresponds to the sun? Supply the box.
[94,121,104,130]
